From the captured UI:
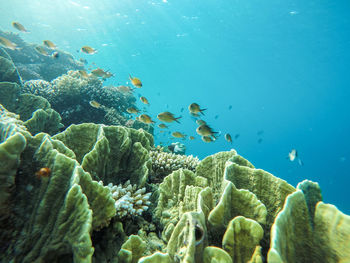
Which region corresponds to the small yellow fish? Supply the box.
[81,46,97,54]
[172,131,186,139]
[116,85,134,94]
[225,133,232,143]
[129,74,142,88]
[11,21,28,32]
[140,96,149,105]
[91,68,106,77]
[189,103,206,116]
[196,124,218,137]
[160,130,166,133]
[43,40,56,49]
[35,46,49,56]
[158,123,168,129]
[157,111,181,123]
[189,136,195,140]
[0,36,18,50]
[137,114,155,124]
[89,100,101,108]
[126,107,139,114]
[78,70,90,78]
[196,119,206,126]
[202,136,214,143]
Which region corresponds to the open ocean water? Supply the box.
[1,0,349,214]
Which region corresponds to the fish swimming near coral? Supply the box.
[196,119,206,126]
[81,45,97,54]
[225,133,232,143]
[189,103,206,116]
[201,136,215,143]
[129,74,142,88]
[35,167,51,179]
[35,46,49,56]
[126,107,139,114]
[43,40,56,49]
[157,111,181,123]
[158,123,168,129]
[116,85,134,94]
[172,131,186,139]
[196,124,218,138]
[137,114,155,124]
[140,96,150,105]
[288,149,304,166]
[78,70,89,78]
[189,136,195,140]
[89,100,101,108]
[0,36,18,50]
[91,68,114,78]
[79,58,88,64]
[11,21,29,32]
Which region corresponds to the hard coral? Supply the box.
[105,180,152,219]
[150,146,200,183]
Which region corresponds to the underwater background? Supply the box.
[1,0,349,219]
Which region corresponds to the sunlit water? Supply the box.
[1,0,350,213]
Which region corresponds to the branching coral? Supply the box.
[149,146,200,183]
[105,180,152,218]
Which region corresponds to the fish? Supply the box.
[189,103,206,116]
[81,46,97,54]
[78,70,90,78]
[225,133,232,143]
[11,21,29,32]
[158,123,168,129]
[79,58,88,64]
[160,130,166,133]
[196,124,218,138]
[201,136,214,143]
[214,115,219,120]
[126,107,139,114]
[35,167,51,179]
[43,40,56,49]
[180,107,184,112]
[287,149,304,165]
[196,119,207,126]
[116,85,134,94]
[137,114,155,124]
[0,36,18,50]
[35,46,49,56]
[258,138,263,144]
[51,51,59,59]
[157,111,181,123]
[89,100,101,108]
[257,130,264,136]
[234,134,240,139]
[91,68,113,78]
[189,136,195,140]
[140,96,149,105]
[172,131,186,139]
[228,105,232,110]
[129,74,142,88]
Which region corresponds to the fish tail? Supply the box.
[175,116,182,123]
[200,108,207,115]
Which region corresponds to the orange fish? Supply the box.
[129,74,142,88]
[35,167,51,179]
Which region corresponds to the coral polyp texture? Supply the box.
[150,146,200,182]
[105,180,152,218]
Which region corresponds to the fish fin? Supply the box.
[129,74,133,80]
[175,116,182,123]
[200,108,207,115]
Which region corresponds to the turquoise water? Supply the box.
[1,0,350,213]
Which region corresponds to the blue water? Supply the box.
[1,0,350,214]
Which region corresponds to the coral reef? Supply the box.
[22,70,151,130]
[149,146,200,183]
[106,180,152,218]
[0,30,83,81]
